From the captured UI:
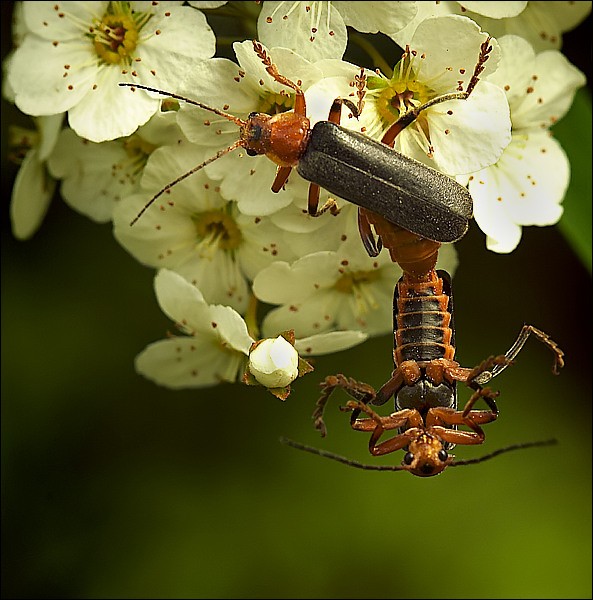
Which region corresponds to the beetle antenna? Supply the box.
[280,437,407,471]
[450,438,557,467]
[118,83,246,126]
[281,437,557,472]
[129,139,245,226]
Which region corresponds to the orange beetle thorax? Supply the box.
[241,112,310,167]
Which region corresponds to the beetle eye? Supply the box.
[403,452,414,465]
[246,148,258,156]
[438,449,448,462]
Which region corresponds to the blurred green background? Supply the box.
[2,3,591,599]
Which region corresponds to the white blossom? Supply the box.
[7,1,215,142]
[257,1,418,61]
[360,16,512,177]
[460,1,593,52]
[467,35,586,252]
[9,114,63,240]
[389,1,591,52]
[136,269,254,389]
[136,269,368,392]
[112,140,299,313]
[48,108,183,222]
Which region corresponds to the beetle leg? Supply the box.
[428,405,498,445]
[343,401,423,456]
[381,37,493,148]
[313,374,376,437]
[251,40,307,117]
[271,166,293,192]
[478,325,565,383]
[357,208,383,257]
[307,183,340,217]
[327,67,366,124]
[460,386,500,418]
[371,361,419,407]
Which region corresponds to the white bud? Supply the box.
[248,336,299,388]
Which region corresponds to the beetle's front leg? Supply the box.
[342,401,423,457]
[427,406,498,446]
[313,374,376,437]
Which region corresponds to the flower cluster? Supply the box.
[4,1,589,396]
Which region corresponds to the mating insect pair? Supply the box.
[121,40,565,476]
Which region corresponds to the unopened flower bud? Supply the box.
[248,336,299,388]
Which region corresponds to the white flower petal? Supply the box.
[252,251,343,304]
[22,1,106,38]
[467,1,592,52]
[257,1,348,61]
[10,148,56,240]
[139,5,215,63]
[188,1,228,9]
[334,1,417,33]
[37,113,65,161]
[48,128,133,222]
[236,213,298,280]
[459,2,527,19]
[294,330,368,356]
[206,152,296,216]
[409,16,501,94]
[135,336,243,388]
[426,82,511,174]
[174,251,251,314]
[153,269,207,330]
[511,50,587,131]
[207,304,254,354]
[68,66,160,142]
[261,290,339,338]
[486,35,536,108]
[469,130,568,253]
[9,35,98,116]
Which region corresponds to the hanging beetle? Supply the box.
[283,216,565,477]
[120,38,493,244]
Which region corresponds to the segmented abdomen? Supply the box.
[393,270,455,364]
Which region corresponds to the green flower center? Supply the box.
[121,134,156,178]
[193,209,242,252]
[257,91,294,115]
[334,269,380,293]
[372,52,435,132]
[335,269,382,317]
[91,2,151,65]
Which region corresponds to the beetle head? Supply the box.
[401,432,454,477]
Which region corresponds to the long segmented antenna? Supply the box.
[449,438,557,467]
[118,83,246,126]
[280,437,407,471]
[280,437,557,471]
[128,139,244,226]
[119,83,249,226]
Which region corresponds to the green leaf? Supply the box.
[552,88,592,272]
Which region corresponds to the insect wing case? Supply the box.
[297,121,473,243]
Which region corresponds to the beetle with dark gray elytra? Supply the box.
[120,39,491,248]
